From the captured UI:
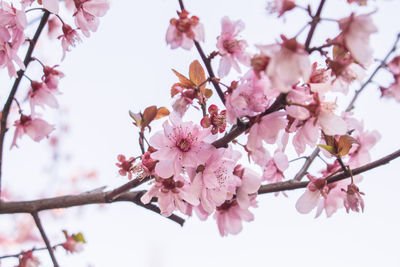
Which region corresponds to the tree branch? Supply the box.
[0,190,185,226]
[0,11,50,195]
[293,147,320,181]
[211,93,287,148]
[1,148,399,220]
[258,148,400,194]
[304,0,326,52]
[346,32,400,112]
[0,244,63,260]
[32,212,59,267]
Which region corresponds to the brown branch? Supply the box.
[105,176,151,202]
[346,32,400,112]
[293,147,320,181]
[304,0,326,52]
[32,212,59,267]
[0,190,185,226]
[0,11,50,195]
[258,148,400,194]
[1,148,399,221]
[212,93,287,148]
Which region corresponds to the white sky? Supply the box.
[1,0,400,266]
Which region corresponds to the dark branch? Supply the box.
[32,212,59,267]
[259,148,400,194]
[304,0,326,52]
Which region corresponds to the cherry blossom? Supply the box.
[342,183,365,213]
[214,198,256,236]
[149,115,213,178]
[11,114,55,148]
[17,251,40,267]
[337,12,377,66]
[116,154,135,180]
[200,105,226,135]
[234,165,261,209]
[247,111,287,152]
[42,0,60,14]
[42,65,64,90]
[267,0,296,17]
[141,176,198,217]
[28,81,59,115]
[71,0,110,37]
[188,146,241,213]
[58,24,81,60]
[258,36,311,92]
[216,16,249,77]
[166,9,204,50]
[62,231,85,253]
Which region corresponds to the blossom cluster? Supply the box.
[113,2,394,236]
[3,0,109,148]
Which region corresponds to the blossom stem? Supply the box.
[0,10,50,197]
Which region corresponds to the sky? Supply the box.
[1,0,400,266]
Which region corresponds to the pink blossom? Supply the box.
[58,24,81,60]
[72,0,110,37]
[166,9,204,50]
[115,154,135,179]
[28,81,59,115]
[42,65,65,90]
[11,114,55,148]
[267,0,296,17]
[0,42,25,77]
[216,17,249,77]
[225,71,277,124]
[141,176,199,217]
[17,251,40,267]
[338,13,377,66]
[42,0,59,14]
[214,198,256,236]
[247,111,287,152]
[381,77,400,102]
[345,117,380,168]
[200,105,227,135]
[188,146,241,213]
[234,165,261,209]
[258,36,311,92]
[47,17,62,38]
[295,174,330,214]
[342,183,365,213]
[388,56,400,76]
[260,150,288,183]
[292,119,319,155]
[149,115,213,178]
[62,231,85,253]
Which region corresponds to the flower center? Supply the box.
[176,138,191,152]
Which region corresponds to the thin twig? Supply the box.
[258,148,400,194]
[293,147,320,181]
[304,0,326,52]
[32,212,59,267]
[0,244,63,260]
[105,176,151,202]
[345,32,400,112]
[0,11,50,196]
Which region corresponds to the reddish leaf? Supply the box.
[338,135,360,156]
[189,60,206,92]
[142,106,158,127]
[154,107,170,120]
[172,69,193,88]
